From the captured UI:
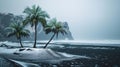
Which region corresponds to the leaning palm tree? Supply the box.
[44,18,67,48]
[6,22,30,48]
[23,5,49,48]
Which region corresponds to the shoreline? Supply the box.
[0,44,119,67]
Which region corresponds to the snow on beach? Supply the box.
[0,47,89,64]
[0,40,119,63]
[0,40,120,67]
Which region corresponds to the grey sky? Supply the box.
[0,0,120,40]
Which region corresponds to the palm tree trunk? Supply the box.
[19,37,23,48]
[44,33,55,48]
[33,23,37,48]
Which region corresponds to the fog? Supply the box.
[0,0,120,40]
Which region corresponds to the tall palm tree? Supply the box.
[23,5,49,48]
[6,22,30,48]
[44,18,67,48]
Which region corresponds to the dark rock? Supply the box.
[13,52,20,55]
[19,48,25,51]
[26,48,32,51]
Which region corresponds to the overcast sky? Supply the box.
[0,0,120,40]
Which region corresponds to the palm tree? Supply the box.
[44,18,67,48]
[6,22,30,48]
[23,5,49,48]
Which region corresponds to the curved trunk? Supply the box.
[44,33,55,48]
[33,23,37,48]
[19,37,23,48]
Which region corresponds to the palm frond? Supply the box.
[5,27,16,31]
[23,7,32,15]
[44,18,68,38]
[39,11,50,18]
[38,18,47,27]
[23,5,49,28]
[23,16,31,26]
[6,22,30,38]
[7,32,15,37]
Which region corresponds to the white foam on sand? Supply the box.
[0,48,89,64]
[9,59,40,67]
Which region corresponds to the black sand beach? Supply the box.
[0,42,120,67]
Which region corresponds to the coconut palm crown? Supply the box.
[44,18,67,48]
[23,5,50,48]
[6,22,30,48]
